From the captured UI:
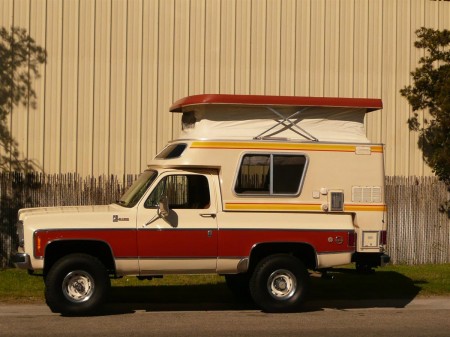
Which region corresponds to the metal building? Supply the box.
[1,0,449,177]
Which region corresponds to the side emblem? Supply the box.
[113,215,130,222]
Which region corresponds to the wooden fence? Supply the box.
[0,172,137,268]
[1,173,449,267]
[385,176,450,264]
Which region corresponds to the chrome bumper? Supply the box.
[12,253,32,270]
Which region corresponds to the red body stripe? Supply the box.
[34,229,137,258]
[137,229,218,258]
[34,228,354,259]
[218,229,354,256]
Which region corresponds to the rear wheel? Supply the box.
[249,254,309,312]
[45,254,110,315]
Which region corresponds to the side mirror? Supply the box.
[158,195,170,218]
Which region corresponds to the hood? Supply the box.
[18,204,135,229]
[18,205,119,218]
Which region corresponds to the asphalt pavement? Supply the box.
[1,297,450,337]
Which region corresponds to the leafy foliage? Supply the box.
[400,27,450,216]
[0,27,46,267]
[0,26,46,171]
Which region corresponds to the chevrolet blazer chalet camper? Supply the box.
[14,94,389,314]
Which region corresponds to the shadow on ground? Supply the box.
[93,268,422,316]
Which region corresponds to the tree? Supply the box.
[0,27,46,267]
[0,26,46,171]
[400,27,450,216]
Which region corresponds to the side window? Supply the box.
[144,175,210,209]
[235,154,307,196]
[155,143,187,159]
[235,155,270,194]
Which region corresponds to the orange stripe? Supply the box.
[191,141,383,153]
[224,202,386,212]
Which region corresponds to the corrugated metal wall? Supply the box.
[1,0,449,177]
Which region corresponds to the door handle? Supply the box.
[200,213,216,218]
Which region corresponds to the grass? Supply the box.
[309,263,450,300]
[0,264,449,304]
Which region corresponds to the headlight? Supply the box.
[16,220,24,248]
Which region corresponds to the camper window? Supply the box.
[235,153,307,196]
[155,143,187,159]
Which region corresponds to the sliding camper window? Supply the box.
[235,154,307,196]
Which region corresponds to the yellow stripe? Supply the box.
[224,202,386,212]
[344,204,387,212]
[370,146,383,153]
[225,203,322,211]
[191,141,383,153]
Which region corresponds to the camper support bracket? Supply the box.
[253,107,319,141]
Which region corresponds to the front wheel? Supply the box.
[45,254,111,315]
[249,254,309,313]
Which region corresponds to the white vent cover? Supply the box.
[352,186,382,203]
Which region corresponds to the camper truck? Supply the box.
[13,94,389,314]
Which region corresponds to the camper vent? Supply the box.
[329,191,344,211]
[352,186,382,203]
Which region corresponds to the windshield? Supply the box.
[116,170,157,208]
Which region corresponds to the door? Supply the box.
[136,171,218,274]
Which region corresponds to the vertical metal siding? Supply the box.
[77,0,95,176]
[140,0,158,171]
[2,0,449,176]
[309,0,325,97]
[279,0,295,96]
[295,1,311,96]
[235,0,251,94]
[109,0,127,176]
[61,0,79,173]
[157,0,174,152]
[11,0,30,165]
[172,0,189,141]
[125,0,144,174]
[44,0,63,173]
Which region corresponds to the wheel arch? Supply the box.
[43,239,116,276]
[248,242,318,272]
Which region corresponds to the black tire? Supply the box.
[45,253,111,315]
[225,273,251,300]
[249,254,309,313]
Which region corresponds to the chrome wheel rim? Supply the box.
[267,269,297,300]
[62,270,95,303]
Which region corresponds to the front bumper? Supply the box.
[12,253,32,270]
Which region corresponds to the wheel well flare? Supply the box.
[43,240,115,275]
[249,242,317,271]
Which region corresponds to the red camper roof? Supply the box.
[170,94,383,112]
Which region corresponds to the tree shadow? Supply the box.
[91,268,423,316]
[306,267,423,310]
